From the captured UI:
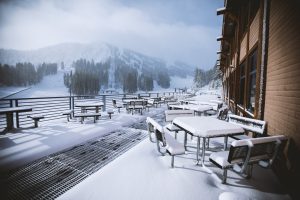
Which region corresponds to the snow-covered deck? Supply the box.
[59,136,289,200]
[0,94,291,200]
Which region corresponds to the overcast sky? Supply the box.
[0,0,223,69]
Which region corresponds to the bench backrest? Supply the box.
[217,108,228,120]
[228,135,287,166]
[148,99,154,104]
[146,117,166,146]
[165,109,194,122]
[228,114,267,135]
[133,101,144,106]
[122,97,137,101]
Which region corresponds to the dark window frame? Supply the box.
[238,61,246,106]
[246,49,257,113]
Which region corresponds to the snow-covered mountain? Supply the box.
[0,43,195,78]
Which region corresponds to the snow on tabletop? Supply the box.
[173,117,244,137]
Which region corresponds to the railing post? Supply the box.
[102,95,106,111]
[15,99,20,128]
[69,96,72,110]
[9,99,13,108]
[72,97,75,117]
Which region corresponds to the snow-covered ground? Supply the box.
[0,92,290,200]
[5,70,69,98]
[0,86,29,99]
[58,136,289,200]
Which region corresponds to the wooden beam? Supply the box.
[217,7,227,15]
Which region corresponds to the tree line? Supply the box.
[0,62,57,86]
[193,63,222,88]
[64,59,105,95]
[64,58,159,95]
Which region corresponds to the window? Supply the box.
[239,62,246,105]
[229,72,235,101]
[247,50,257,113]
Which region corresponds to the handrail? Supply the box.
[0,91,182,132]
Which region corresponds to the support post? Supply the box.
[102,95,106,111]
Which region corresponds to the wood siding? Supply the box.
[249,10,260,50]
[264,0,300,146]
[239,33,247,62]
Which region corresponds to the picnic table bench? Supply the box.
[146,117,185,168]
[27,114,45,128]
[62,110,74,121]
[228,114,267,140]
[74,113,102,124]
[164,109,194,139]
[209,135,287,183]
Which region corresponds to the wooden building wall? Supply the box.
[264,1,300,197]
[239,34,247,62]
[264,0,300,147]
[248,12,259,51]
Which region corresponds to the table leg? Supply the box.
[6,113,14,131]
[184,131,187,150]
[196,137,200,164]
[224,136,228,150]
[202,137,206,166]
[96,106,99,120]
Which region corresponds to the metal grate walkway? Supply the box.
[4,127,147,200]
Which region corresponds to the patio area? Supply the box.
[0,94,291,200]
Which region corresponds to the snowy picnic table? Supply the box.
[75,102,104,111]
[0,106,33,131]
[168,104,212,115]
[75,102,104,119]
[172,117,244,165]
[122,99,147,103]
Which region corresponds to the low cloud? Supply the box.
[0,0,223,69]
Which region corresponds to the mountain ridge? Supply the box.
[0,42,196,78]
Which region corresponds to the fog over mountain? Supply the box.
[0,42,195,78]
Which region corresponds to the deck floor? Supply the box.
[0,102,291,200]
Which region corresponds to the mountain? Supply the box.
[0,43,195,72]
[0,43,196,91]
[168,61,195,78]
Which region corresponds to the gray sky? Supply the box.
[0,0,223,69]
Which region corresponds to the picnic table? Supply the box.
[168,104,212,115]
[173,116,244,166]
[122,99,146,103]
[123,99,147,115]
[0,106,33,131]
[75,102,104,120]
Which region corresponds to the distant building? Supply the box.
[217,0,300,198]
